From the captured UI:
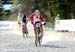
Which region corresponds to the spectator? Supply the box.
[17,13,22,30]
[55,14,61,21]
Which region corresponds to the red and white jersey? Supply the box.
[30,13,44,22]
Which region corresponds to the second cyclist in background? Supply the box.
[22,14,28,38]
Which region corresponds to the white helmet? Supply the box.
[34,9,40,15]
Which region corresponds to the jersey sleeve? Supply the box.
[40,14,44,21]
[30,13,34,22]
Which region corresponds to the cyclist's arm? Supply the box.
[29,13,34,24]
[40,14,46,25]
[40,14,45,22]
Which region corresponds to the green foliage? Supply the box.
[41,0,48,9]
[41,0,75,19]
[13,0,75,20]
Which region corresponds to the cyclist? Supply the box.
[22,14,28,37]
[22,14,28,34]
[30,9,45,40]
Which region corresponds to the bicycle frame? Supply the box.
[22,22,28,38]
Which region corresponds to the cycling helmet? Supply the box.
[34,9,40,15]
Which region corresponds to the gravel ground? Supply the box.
[0,30,75,52]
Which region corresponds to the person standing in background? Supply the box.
[55,14,61,21]
[17,13,22,31]
[55,14,61,32]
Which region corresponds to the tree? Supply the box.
[12,0,35,16]
[40,0,75,19]
[11,0,75,21]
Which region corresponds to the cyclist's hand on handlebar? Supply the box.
[42,22,46,25]
[44,22,46,25]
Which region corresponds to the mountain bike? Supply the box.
[35,21,43,46]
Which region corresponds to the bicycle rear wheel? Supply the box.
[22,25,28,38]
